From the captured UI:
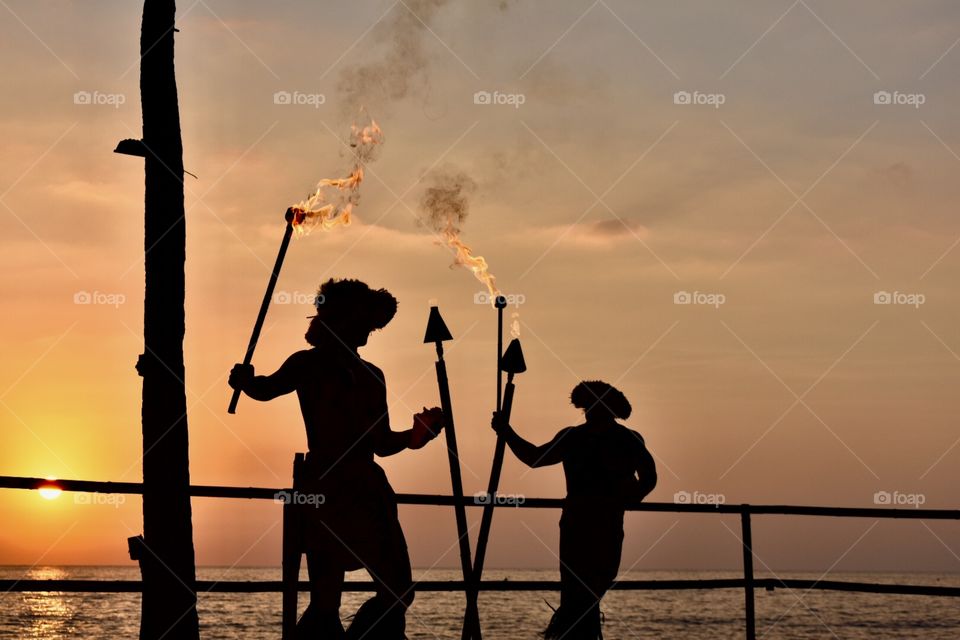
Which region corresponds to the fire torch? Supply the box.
[495,295,507,412]
[227,208,297,414]
[463,335,526,640]
[227,114,382,414]
[423,305,474,605]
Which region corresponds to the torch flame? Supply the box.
[418,166,506,306]
[440,220,500,302]
[290,113,383,236]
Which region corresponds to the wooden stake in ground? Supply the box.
[132,0,200,637]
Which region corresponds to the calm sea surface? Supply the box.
[1,566,958,639]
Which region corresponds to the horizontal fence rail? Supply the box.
[1,475,957,519]
[2,474,958,640]
[2,578,959,597]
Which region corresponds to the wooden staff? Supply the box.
[227,208,296,414]
[423,305,475,619]
[496,295,506,412]
[463,337,526,640]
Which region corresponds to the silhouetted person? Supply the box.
[492,380,656,640]
[230,278,443,639]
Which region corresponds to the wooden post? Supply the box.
[135,1,200,638]
[281,453,305,639]
[741,510,756,640]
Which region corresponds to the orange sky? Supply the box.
[1,0,960,573]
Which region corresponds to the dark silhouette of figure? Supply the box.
[492,380,656,640]
[229,278,443,639]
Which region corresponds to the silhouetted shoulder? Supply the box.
[620,426,653,457]
[360,359,386,383]
[623,426,647,447]
[287,348,315,365]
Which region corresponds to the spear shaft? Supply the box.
[423,306,474,633]
[433,342,473,588]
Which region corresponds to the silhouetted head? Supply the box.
[305,278,398,350]
[570,380,632,422]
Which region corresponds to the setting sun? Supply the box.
[38,479,62,501]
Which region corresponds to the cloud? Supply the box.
[533,217,651,248]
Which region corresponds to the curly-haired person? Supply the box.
[230,278,443,639]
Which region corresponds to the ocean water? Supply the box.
[1,566,959,639]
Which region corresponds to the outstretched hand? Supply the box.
[228,363,254,391]
[410,406,444,449]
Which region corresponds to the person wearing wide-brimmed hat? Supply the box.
[230,278,443,639]
[492,380,657,640]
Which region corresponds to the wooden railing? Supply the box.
[1,474,958,640]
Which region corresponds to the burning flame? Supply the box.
[290,112,384,236]
[440,222,500,302]
[418,167,507,307]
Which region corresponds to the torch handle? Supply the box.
[434,351,475,620]
[496,303,504,412]
[463,375,515,640]
[227,219,295,414]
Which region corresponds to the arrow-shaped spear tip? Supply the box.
[501,338,526,374]
[423,305,453,344]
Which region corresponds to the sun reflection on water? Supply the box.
[18,567,74,639]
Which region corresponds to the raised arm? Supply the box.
[228,352,302,401]
[492,412,570,468]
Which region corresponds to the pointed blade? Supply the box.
[423,306,453,343]
[500,338,526,374]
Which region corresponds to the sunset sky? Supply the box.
[1,0,960,575]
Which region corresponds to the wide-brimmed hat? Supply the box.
[570,380,632,419]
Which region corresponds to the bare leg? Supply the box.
[345,522,413,640]
[370,521,414,610]
[298,552,345,639]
